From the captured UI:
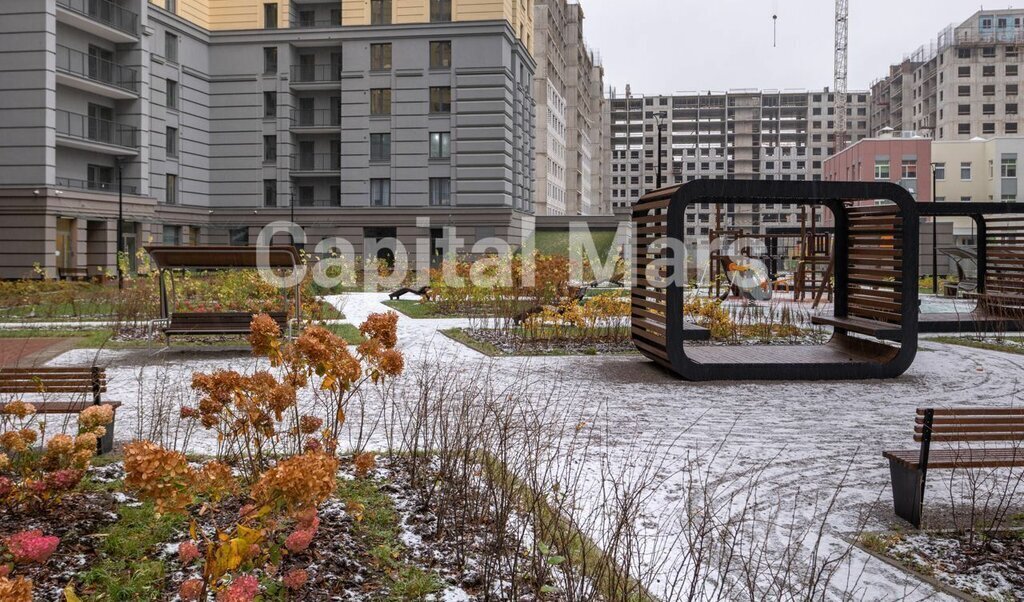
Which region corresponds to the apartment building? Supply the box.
[605,89,871,234]
[0,0,536,279]
[532,0,604,216]
[821,131,933,201]
[871,9,1023,140]
[932,136,1024,241]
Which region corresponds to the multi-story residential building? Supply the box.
[532,0,604,216]
[604,88,871,234]
[0,0,536,279]
[871,9,1024,140]
[821,130,933,201]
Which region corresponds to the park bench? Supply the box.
[389,286,432,301]
[57,266,89,281]
[152,311,289,341]
[883,407,1024,528]
[0,367,119,454]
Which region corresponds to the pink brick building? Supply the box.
[823,133,933,203]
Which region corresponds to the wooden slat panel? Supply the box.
[922,408,1024,416]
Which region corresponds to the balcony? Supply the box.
[55,176,138,195]
[56,45,139,99]
[290,109,341,133]
[293,198,341,207]
[291,153,341,174]
[56,109,140,154]
[290,65,342,88]
[56,0,138,43]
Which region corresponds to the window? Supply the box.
[1009,84,1020,96]
[263,179,276,207]
[1008,103,1019,115]
[87,164,112,190]
[983,103,996,115]
[430,0,451,22]
[983,123,996,134]
[961,162,972,180]
[958,47,971,59]
[166,78,178,109]
[934,163,946,180]
[958,85,971,97]
[369,133,391,161]
[902,161,917,179]
[984,46,997,58]
[230,227,249,246]
[874,159,890,180]
[430,41,451,69]
[166,0,176,13]
[429,131,450,158]
[1009,46,1020,58]
[959,123,971,135]
[162,225,181,245]
[429,177,451,205]
[958,104,971,116]
[166,127,178,158]
[263,135,276,162]
[960,196,972,202]
[263,91,276,117]
[165,32,178,63]
[263,47,277,74]
[1001,156,1017,178]
[984,85,996,96]
[1008,123,1020,134]
[370,178,390,206]
[370,0,391,24]
[370,88,391,116]
[298,9,315,27]
[983,65,996,77]
[958,66,971,78]
[370,43,392,71]
[1009,65,1020,77]
[429,86,451,113]
[165,174,177,205]
[263,3,277,28]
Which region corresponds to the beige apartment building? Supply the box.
[871,9,1023,140]
[932,136,1024,242]
[532,0,605,216]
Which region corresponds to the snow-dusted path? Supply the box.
[44,293,1024,600]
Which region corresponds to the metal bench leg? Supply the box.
[98,417,115,455]
[888,458,925,528]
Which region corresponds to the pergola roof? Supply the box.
[144,246,301,271]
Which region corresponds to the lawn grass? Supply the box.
[931,336,1024,356]
[381,300,455,319]
[325,322,365,344]
[337,476,442,601]
[529,229,619,261]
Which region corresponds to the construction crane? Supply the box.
[833,0,849,154]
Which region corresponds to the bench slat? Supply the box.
[27,401,123,413]
[917,407,1024,416]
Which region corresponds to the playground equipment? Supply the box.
[632,179,919,381]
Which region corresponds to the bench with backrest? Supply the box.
[57,266,89,281]
[160,311,288,340]
[883,407,1024,528]
[0,367,120,454]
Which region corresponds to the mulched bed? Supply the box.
[0,488,122,600]
[462,328,635,356]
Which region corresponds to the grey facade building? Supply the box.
[532,0,604,217]
[605,89,871,232]
[0,0,536,279]
[871,9,1024,140]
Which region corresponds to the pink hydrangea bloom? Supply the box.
[178,541,201,565]
[179,578,204,601]
[218,575,259,602]
[284,528,314,553]
[282,568,308,590]
[44,469,83,492]
[5,530,59,564]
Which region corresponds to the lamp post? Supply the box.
[115,156,126,290]
[931,162,939,296]
[655,112,667,188]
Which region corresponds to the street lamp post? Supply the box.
[931,162,939,296]
[116,157,125,290]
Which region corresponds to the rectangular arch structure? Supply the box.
[632,180,920,381]
[918,203,1024,333]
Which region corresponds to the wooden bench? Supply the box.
[389,286,432,301]
[57,267,89,281]
[883,407,1024,528]
[158,311,288,340]
[0,367,120,454]
[811,315,903,341]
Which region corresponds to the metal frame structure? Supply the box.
[632,180,920,381]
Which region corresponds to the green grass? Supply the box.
[441,327,635,357]
[336,476,443,601]
[381,300,455,319]
[325,322,365,344]
[528,229,619,261]
[77,501,188,601]
[931,336,1024,356]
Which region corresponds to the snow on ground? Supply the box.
[42,293,1024,600]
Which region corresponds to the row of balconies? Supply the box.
[57,0,138,38]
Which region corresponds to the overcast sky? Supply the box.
[581,0,989,96]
